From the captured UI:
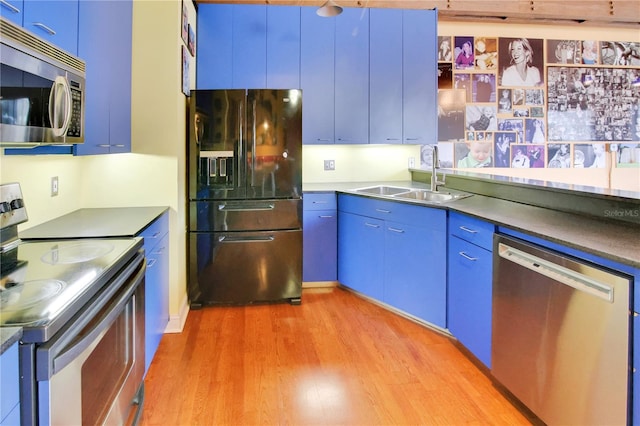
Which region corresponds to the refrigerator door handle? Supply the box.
[218,235,275,243]
[217,202,275,212]
[250,98,257,188]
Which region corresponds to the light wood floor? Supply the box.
[140,287,532,425]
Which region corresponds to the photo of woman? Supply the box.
[455,37,475,69]
[499,37,544,87]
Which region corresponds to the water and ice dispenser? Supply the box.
[200,150,234,186]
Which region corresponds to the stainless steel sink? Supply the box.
[354,185,411,196]
[392,189,471,204]
[353,185,472,205]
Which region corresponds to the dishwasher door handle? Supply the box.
[498,242,614,303]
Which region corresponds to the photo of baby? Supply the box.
[456,140,493,168]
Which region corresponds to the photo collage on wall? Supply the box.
[432,35,640,170]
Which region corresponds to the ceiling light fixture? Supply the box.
[316,0,343,17]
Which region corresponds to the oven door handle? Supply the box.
[36,253,146,380]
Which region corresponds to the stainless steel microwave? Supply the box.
[0,17,85,147]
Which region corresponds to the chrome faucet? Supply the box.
[430,145,445,192]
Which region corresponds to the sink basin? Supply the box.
[393,190,470,204]
[354,185,411,196]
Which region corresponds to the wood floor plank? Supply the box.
[140,287,531,425]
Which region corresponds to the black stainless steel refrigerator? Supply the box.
[187,89,302,307]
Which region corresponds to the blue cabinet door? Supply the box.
[300,7,334,144]
[338,211,384,300]
[0,340,19,425]
[0,0,23,25]
[145,232,169,374]
[447,235,493,368]
[369,8,402,145]
[197,4,233,89]
[76,0,132,155]
[334,8,369,144]
[303,209,337,282]
[22,0,79,54]
[384,220,447,327]
[266,6,300,89]
[232,5,267,88]
[402,9,437,144]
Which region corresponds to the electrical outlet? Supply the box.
[408,157,415,168]
[324,160,335,171]
[51,176,59,197]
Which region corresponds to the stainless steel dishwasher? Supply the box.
[492,234,631,426]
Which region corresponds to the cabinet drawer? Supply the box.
[338,194,445,229]
[141,212,169,254]
[303,192,336,211]
[449,211,494,250]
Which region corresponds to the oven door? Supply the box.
[35,254,145,425]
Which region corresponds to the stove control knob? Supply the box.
[10,198,24,209]
[0,202,11,214]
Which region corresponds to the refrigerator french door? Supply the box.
[188,89,302,307]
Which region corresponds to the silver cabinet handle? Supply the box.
[316,138,332,142]
[386,138,400,141]
[365,223,380,228]
[114,144,126,148]
[459,226,478,234]
[97,144,111,148]
[147,258,157,268]
[388,227,405,233]
[458,251,477,261]
[313,201,328,204]
[0,0,20,13]
[375,209,391,214]
[152,246,166,255]
[318,215,334,218]
[32,22,56,35]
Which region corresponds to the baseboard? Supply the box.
[164,294,190,333]
[302,281,338,289]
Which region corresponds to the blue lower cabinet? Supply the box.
[447,235,493,368]
[337,194,447,327]
[303,192,337,282]
[338,211,384,300]
[140,212,169,375]
[0,341,20,426]
[384,220,446,327]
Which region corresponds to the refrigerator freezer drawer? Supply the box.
[189,199,301,232]
[188,229,302,306]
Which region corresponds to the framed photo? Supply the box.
[182,45,190,97]
[181,1,188,45]
[188,24,196,56]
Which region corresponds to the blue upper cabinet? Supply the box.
[402,9,437,144]
[76,0,132,155]
[334,8,369,144]
[0,0,23,26]
[22,0,79,55]
[198,4,275,89]
[369,8,403,144]
[266,6,300,89]
[300,7,335,144]
[197,4,233,89]
[232,5,267,88]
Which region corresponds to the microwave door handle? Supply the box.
[48,76,72,137]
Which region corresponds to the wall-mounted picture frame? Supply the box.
[188,24,196,56]
[181,1,188,45]
[182,45,190,97]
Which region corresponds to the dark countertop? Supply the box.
[19,206,169,239]
[1,327,22,355]
[303,181,640,269]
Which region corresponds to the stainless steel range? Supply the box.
[0,183,145,425]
